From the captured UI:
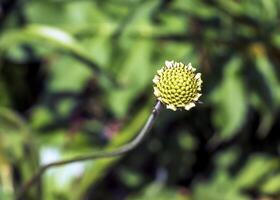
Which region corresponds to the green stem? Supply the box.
[16,101,162,200]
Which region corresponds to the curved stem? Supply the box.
[16,101,162,200]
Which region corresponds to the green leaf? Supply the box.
[217,0,244,16]
[211,56,247,140]
[30,106,54,130]
[261,0,278,21]
[107,39,154,117]
[0,108,38,199]
[215,148,239,170]
[260,173,280,194]
[119,168,144,187]
[193,171,249,200]
[0,25,81,54]
[172,0,219,18]
[121,0,160,36]
[254,54,280,108]
[47,56,92,92]
[233,155,279,189]
[128,183,189,200]
[81,36,112,67]
[0,25,102,74]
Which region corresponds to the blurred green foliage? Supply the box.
[0,0,280,200]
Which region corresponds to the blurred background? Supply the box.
[0,0,280,199]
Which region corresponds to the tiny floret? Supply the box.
[153,60,203,111]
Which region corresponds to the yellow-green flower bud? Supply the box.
[153,60,202,111]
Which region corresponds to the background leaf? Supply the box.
[211,56,247,140]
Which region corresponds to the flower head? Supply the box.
[153,60,202,111]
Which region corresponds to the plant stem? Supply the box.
[16,101,162,200]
